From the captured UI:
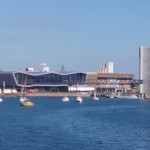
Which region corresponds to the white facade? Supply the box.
[41,63,50,72]
[42,66,49,72]
[69,86,94,92]
[26,67,34,72]
[107,62,114,73]
[139,46,150,96]
[3,89,12,93]
[98,62,114,73]
[98,64,107,73]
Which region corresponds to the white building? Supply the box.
[41,63,50,72]
[98,64,107,73]
[107,62,114,73]
[26,67,34,72]
[98,62,114,73]
[139,46,150,97]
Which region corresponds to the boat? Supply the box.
[93,96,99,100]
[76,83,83,103]
[19,78,34,107]
[19,93,34,107]
[20,96,26,102]
[76,96,83,103]
[20,99,34,107]
[0,97,2,102]
[62,96,69,102]
[93,90,99,100]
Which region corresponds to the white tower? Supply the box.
[139,46,150,97]
[107,62,114,73]
[98,62,114,73]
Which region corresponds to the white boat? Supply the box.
[93,91,99,100]
[20,94,34,107]
[76,83,83,103]
[62,96,69,102]
[93,96,99,100]
[20,96,26,102]
[76,96,83,103]
[0,97,2,102]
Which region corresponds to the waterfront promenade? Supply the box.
[0,92,91,97]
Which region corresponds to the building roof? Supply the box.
[97,73,134,78]
[14,71,87,76]
[87,73,134,80]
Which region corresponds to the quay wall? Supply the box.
[1,92,91,97]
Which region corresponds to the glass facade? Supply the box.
[14,72,87,86]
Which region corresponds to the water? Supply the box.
[0,97,150,150]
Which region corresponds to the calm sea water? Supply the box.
[0,97,150,150]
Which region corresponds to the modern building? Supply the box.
[139,46,150,97]
[0,70,87,92]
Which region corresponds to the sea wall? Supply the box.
[1,92,91,97]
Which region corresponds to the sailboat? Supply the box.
[76,83,83,103]
[93,90,99,100]
[20,98,34,107]
[19,78,34,107]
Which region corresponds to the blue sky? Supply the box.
[0,0,150,78]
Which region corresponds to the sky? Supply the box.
[0,0,150,78]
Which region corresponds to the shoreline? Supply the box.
[0,92,91,98]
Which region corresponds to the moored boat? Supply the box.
[19,77,34,107]
[93,96,99,100]
[20,99,34,107]
[93,91,99,100]
[76,96,83,103]
[62,96,69,102]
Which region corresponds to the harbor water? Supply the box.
[0,97,150,150]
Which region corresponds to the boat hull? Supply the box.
[76,97,83,103]
[20,101,34,107]
[62,97,69,102]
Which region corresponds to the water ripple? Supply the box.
[0,98,150,150]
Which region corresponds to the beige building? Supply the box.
[86,72,134,95]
